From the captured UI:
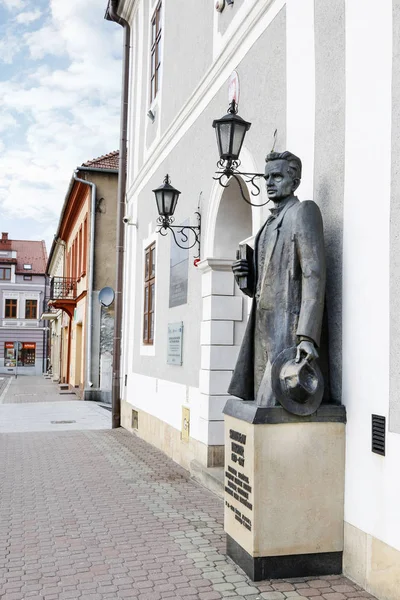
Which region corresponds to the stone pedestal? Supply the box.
[223,400,346,581]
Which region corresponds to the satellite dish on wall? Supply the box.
[98,287,115,307]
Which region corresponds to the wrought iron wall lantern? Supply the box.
[212,99,273,207]
[153,175,201,260]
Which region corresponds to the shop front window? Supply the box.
[4,342,16,367]
[22,344,36,365]
[4,342,36,367]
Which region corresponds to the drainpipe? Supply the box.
[73,171,96,391]
[106,0,131,428]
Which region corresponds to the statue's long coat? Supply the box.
[228,196,326,403]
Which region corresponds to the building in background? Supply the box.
[42,238,65,383]
[45,151,119,401]
[0,232,48,375]
[105,1,400,598]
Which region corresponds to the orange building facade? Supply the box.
[46,152,118,398]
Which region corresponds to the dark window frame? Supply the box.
[25,299,38,320]
[150,1,162,104]
[0,268,11,280]
[143,243,156,345]
[5,299,17,318]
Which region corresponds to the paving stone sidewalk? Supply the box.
[0,376,110,433]
[0,427,377,600]
[1,375,74,404]
[0,376,11,400]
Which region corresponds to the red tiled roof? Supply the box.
[82,150,119,170]
[11,239,47,274]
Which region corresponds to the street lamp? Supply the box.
[212,99,251,163]
[212,100,272,207]
[153,175,201,259]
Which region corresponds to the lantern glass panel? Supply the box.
[163,189,175,216]
[169,191,179,217]
[165,190,172,216]
[155,190,164,216]
[231,123,247,159]
[216,122,232,158]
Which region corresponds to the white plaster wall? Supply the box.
[121,0,287,449]
[342,0,400,552]
[125,0,286,202]
[286,0,315,200]
[126,372,207,442]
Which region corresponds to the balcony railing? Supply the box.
[50,277,77,301]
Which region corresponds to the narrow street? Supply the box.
[0,377,375,600]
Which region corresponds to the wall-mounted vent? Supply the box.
[372,414,386,456]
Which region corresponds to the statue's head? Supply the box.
[264,151,302,202]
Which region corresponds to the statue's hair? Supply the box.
[265,151,302,180]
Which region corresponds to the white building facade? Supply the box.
[109,1,400,597]
[0,233,48,376]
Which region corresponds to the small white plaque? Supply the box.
[167,322,183,365]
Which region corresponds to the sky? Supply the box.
[0,0,122,255]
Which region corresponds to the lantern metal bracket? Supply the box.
[156,211,201,259]
[213,158,269,207]
[212,100,278,207]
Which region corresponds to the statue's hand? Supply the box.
[232,259,249,278]
[295,340,318,363]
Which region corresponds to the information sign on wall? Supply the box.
[167,322,183,365]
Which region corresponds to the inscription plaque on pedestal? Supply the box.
[225,428,253,533]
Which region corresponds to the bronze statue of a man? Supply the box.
[228,151,326,407]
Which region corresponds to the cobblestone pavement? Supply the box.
[1,375,75,404]
[0,376,110,433]
[0,375,12,400]
[0,401,110,433]
[0,426,377,600]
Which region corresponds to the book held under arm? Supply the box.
[236,243,254,297]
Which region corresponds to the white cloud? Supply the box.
[2,84,80,113]
[24,24,66,59]
[0,111,18,133]
[0,0,26,9]
[0,32,20,63]
[0,0,122,238]
[0,180,62,220]
[15,9,42,24]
